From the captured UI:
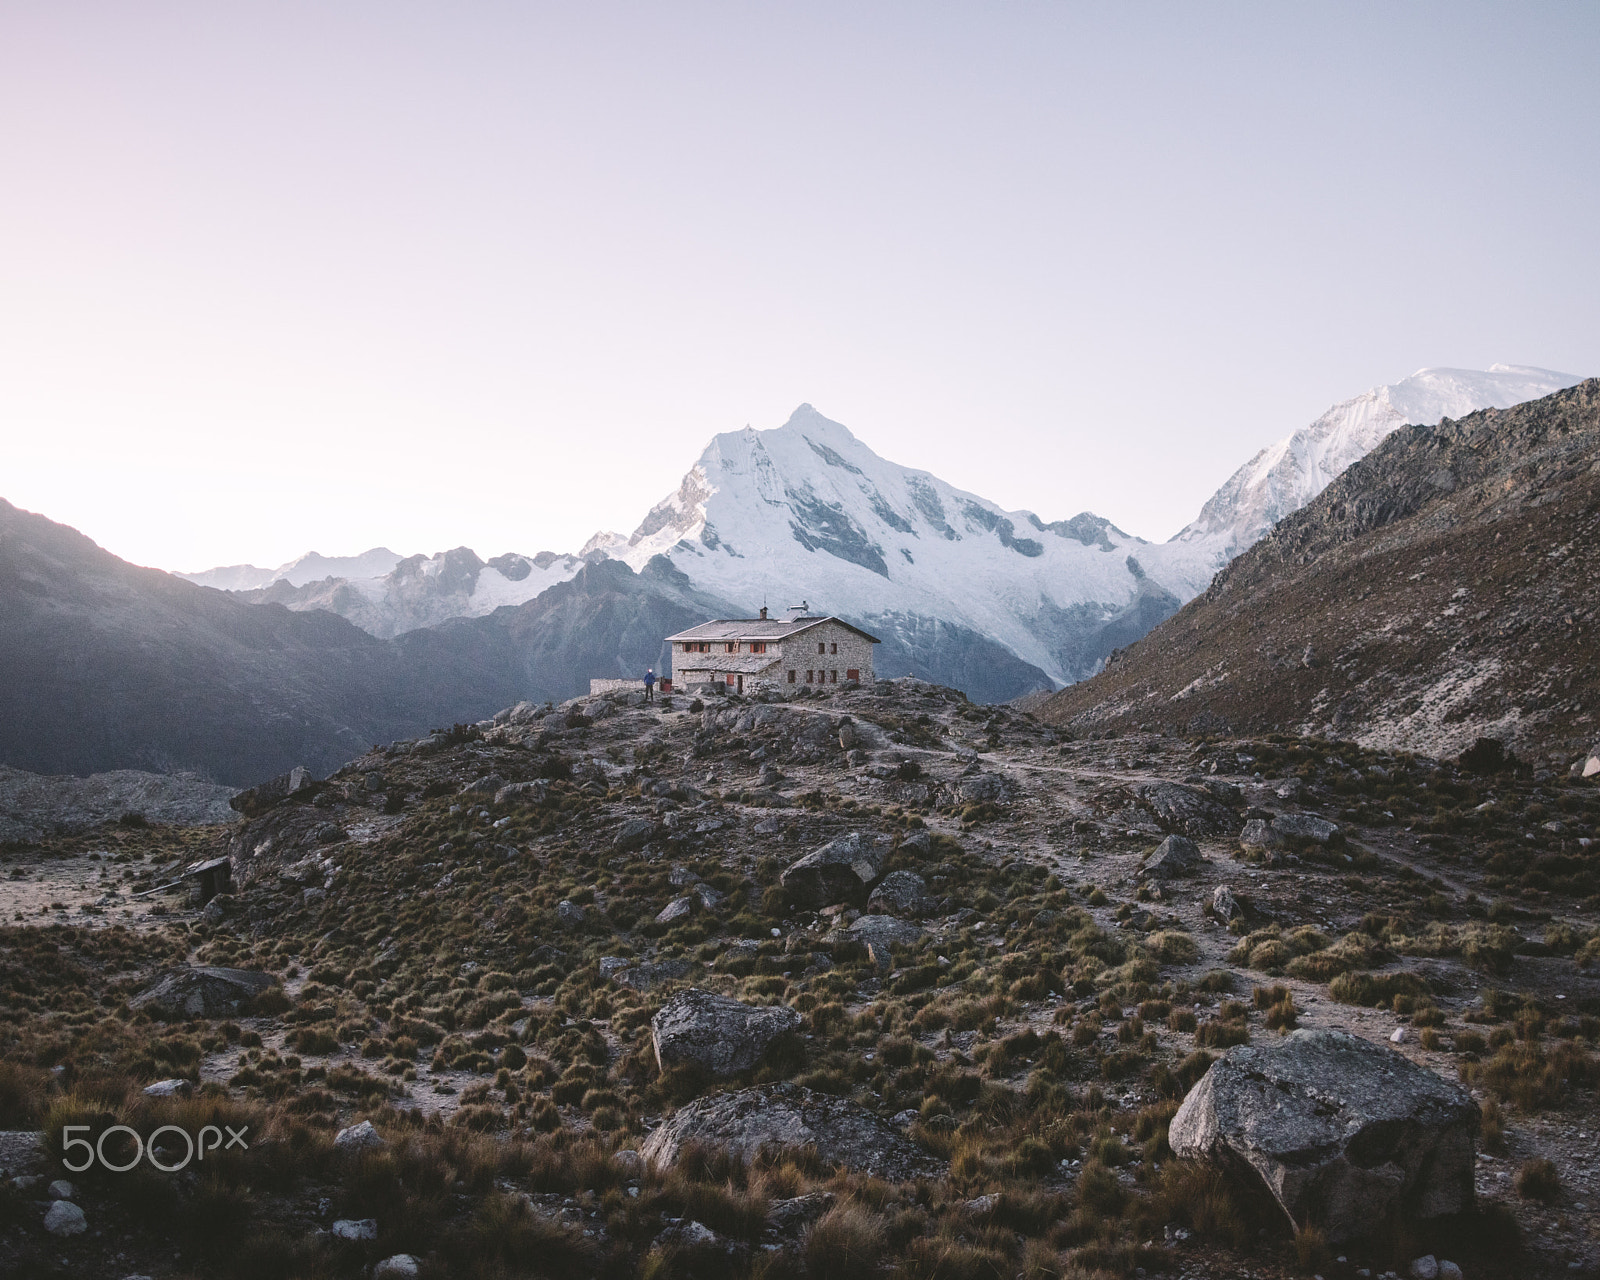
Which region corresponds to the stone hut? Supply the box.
[667,603,879,695]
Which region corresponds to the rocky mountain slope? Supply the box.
[1173,364,1581,568]
[0,499,536,785]
[1040,380,1600,764]
[0,764,237,844]
[0,496,760,782]
[584,404,1217,696]
[5,675,1596,1277]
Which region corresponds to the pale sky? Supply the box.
[2,3,1597,572]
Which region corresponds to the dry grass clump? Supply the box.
[1461,1039,1600,1111]
[1515,1157,1561,1203]
[1328,969,1429,1008]
[804,1203,886,1280]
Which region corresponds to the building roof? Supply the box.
[666,615,881,645]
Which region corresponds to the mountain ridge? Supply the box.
[1038,378,1600,762]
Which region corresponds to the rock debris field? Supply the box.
[2,677,1598,1279]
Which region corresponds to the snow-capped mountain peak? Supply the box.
[583,404,1217,690]
[1176,364,1583,560]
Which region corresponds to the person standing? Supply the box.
[644,668,656,702]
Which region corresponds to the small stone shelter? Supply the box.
[667,604,879,695]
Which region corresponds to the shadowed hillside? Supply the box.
[1040,379,1600,767]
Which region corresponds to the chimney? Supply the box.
[787,600,809,620]
[759,606,768,620]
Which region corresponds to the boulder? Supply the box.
[897,829,933,859]
[141,1078,192,1099]
[641,1082,941,1181]
[956,773,1009,806]
[838,914,924,952]
[42,1199,85,1236]
[1133,781,1235,836]
[129,966,280,1019]
[556,899,586,927]
[1169,1029,1478,1242]
[1272,813,1340,844]
[1211,886,1243,921]
[614,958,693,991]
[1239,819,1280,850]
[651,989,802,1077]
[374,1256,421,1279]
[229,765,316,817]
[331,1218,378,1241]
[780,832,886,908]
[868,871,933,917]
[615,817,657,851]
[334,1120,386,1154]
[47,1179,74,1200]
[1143,835,1203,879]
[655,896,696,926]
[765,1191,835,1237]
[495,780,550,806]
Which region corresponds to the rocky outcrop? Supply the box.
[129,966,280,1019]
[1133,781,1235,836]
[779,832,887,908]
[229,766,318,817]
[1169,1029,1478,1241]
[641,1082,941,1181]
[651,989,802,1077]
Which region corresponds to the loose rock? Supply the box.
[780,832,886,908]
[1169,1028,1478,1242]
[651,989,802,1077]
[1211,886,1244,922]
[43,1199,86,1236]
[129,966,280,1019]
[333,1120,386,1154]
[641,1082,941,1181]
[614,817,656,851]
[868,870,934,917]
[1143,835,1203,879]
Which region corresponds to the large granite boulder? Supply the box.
[779,832,886,909]
[1142,835,1203,879]
[129,966,280,1019]
[641,1082,941,1182]
[651,989,803,1077]
[1169,1029,1478,1242]
[1133,781,1235,836]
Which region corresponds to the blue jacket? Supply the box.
[643,672,656,686]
